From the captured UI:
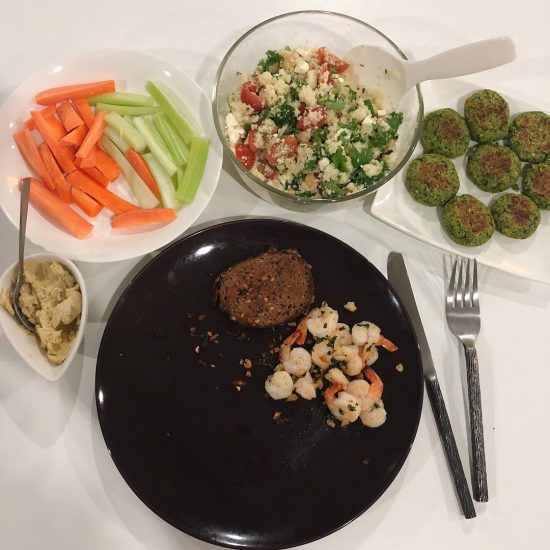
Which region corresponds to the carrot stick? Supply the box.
[24,177,93,239]
[79,146,98,168]
[71,187,103,217]
[124,148,161,199]
[76,111,106,159]
[46,116,66,141]
[60,124,88,147]
[111,208,176,229]
[57,100,84,132]
[13,129,55,190]
[24,105,58,131]
[72,98,95,127]
[66,169,137,214]
[82,166,109,187]
[95,148,120,181]
[35,80,116,106]
[30,111,75,173]
[38,143,72,203]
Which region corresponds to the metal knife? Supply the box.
[387,252,476,519]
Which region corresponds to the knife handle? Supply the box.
[425,376,476,519]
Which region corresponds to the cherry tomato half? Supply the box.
[267,135,298,166]
[316,47,350,74]
[246,129,259,152]
[297,106,327,130]
[240,79,265,112]
[235,143,256,170]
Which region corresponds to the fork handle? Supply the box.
[464,345,489,502]
[425,376,476,519]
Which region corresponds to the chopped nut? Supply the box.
[189,326,197,335]
[286,393,298,402]
[242,358,252,369]
[194,346,200,354]
[344,301,357,312]
[287,321,297,327]
[208,333,219,342]
[232,379,247,387]
[326,418,336,428]
[395,363,404,373]
[238,332,248,341]
[198,314,207,321]
[315,378,324,389]
[245,370,252,378]
[207,331,213,337]
[273,411,282,421]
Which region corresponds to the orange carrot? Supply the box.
[30,111,75,173]
[24,104,57,131]
[66,170,137,214]
[72,98,95,127]
[79,146,98,168]
[111,208,176,229]
[57,100,84,132]
[35,80,116,106]
[82,166,109,187]
[71,187,103,217]
[60,124,88,147]
[124,149,161,199]
[25,177,93,239]
[95,148,120,181]
[46,116,66,141]
[38,143,72,203]
[13,129,55,190]
[76,111,106,159]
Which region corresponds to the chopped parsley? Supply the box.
[257,50,283,72]
[270,102,297,133]
[350,147,374,169]
[312,126,329,145]
[330,147,348,171]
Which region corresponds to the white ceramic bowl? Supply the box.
[0,253,88,381]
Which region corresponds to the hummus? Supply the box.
[0,261,82,365]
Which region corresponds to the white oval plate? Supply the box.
[371,79,549,284]
[0,50,222,263]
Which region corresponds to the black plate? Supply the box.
[96,219,423,549]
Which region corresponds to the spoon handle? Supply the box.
[406,36,517,88]
[18,178,31,269]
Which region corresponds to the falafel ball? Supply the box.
[466,144,521,192]
[523,162,550,209]
[420,108,470,158]
[508,111,550,162]
[490,193,541,239]
[405,153,460,206]
[442,194,495,246]
[464,89,509,143]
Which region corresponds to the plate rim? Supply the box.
[94,217,424,549]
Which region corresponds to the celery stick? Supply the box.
[103,126,130,153]
[153,113,189,166]
[105,112,146,152]
[133,116,178,176]
[95,103,161,116]
[146,81,197,146]
[101,136,160,209]
[176,136,209,203]
[88,92,155,107]
[143,153,182,210]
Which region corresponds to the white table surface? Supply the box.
[1,1,550,549]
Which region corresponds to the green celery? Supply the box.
[146,81,198,146]
[143,153,182,210]
[104,112,147,152]
[133,116,178,176]
[103,126,130,153]
[176,136,209,203]
[153,113,189,167]
[101,136,160,209]
[88,92,155,107]
[95,103,161,116]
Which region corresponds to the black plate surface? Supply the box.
[96,219,423,549]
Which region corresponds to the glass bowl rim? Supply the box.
[212,9,424,204]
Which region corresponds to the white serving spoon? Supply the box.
[345,36,517,106]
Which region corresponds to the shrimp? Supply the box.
[361,344,379,366]
[346,379,374,411]
[352,369,386,427]
[324,383,361,424]
[352,322,398,352]
[333,344,363,376]
[311,338,334,370]
[265,370,293,400]
[362,367,383,408]
[306,304,338,338]
[282,347,312,377]
[294,371,316,400]
[332,323,352,346]
[360,403,387,428]
[279,317,308,362]
[325,367,349,388]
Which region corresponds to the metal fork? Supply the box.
[445,256,488,503]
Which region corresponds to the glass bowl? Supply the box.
[212,10,424,206]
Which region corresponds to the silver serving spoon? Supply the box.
[10,177,35,333]
[345,36,517,107]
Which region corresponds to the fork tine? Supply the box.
[455,257,464,306]
[472,259,479,307]
[447,256,458,306]
[464,258,472,306]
